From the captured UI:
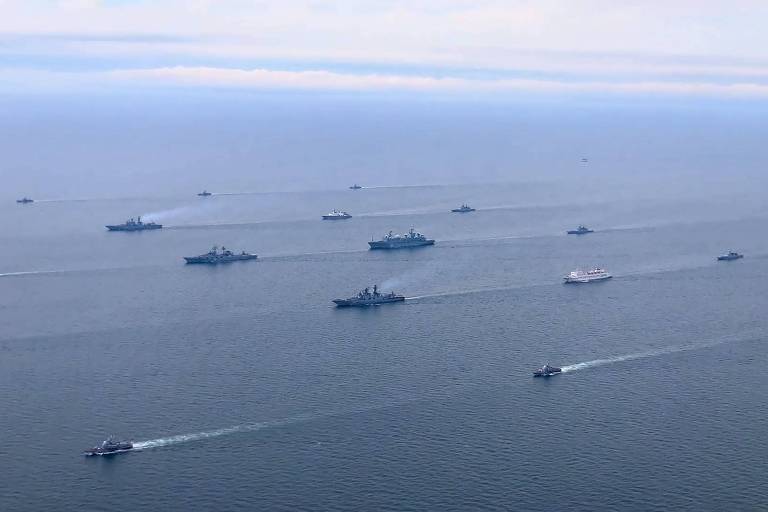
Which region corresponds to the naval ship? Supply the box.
[83,436,133,456]
[533,364,562,377]
[567,225,594,235]
[184,246,258,264]
[349,184,362,190]
[368,228,435,250]
[564,268,612,283]
[717,251,743,261]
[322,209,352,220]
[106,216,162,231]
[16,197,34,204]
[451,204,476,213]
[333,285,405,307]
[197,190,212,197]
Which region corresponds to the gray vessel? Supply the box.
[368,228,435,250]
[197,190,212,197]
[567,225,593,235]
[16,197,34,204]
[451,204,475,213]
[184,246,258,264]
[106,216,162,231]
[83,436,133,456]
[533,364,562,377]
[349,184,362,190]
[333,285,405,307]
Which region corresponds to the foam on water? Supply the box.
[133,413,317,450]
[559,335,752,373]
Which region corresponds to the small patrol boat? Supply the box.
[16,197,34,204]
[83,436,134,456]
[451,204,476,213]
[197,190,212,197]
[349,184,362,190]
[567,225,593,235]
[533,364,562,377]
[717,251,743,261]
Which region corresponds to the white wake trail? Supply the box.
[132,413,317,450]
[560,339,733,373]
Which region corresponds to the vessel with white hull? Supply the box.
[717,251,743,261]
[564,268,612,283]
[322,210,352,220]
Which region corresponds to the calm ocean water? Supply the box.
[2,97,768,511]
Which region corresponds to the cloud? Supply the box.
[2,1,768,97]
[4,65,768,99]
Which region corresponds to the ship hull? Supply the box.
[717,255,743,261]
[564,275,612,283]
[333,296,405,307]
[322,215,352,220]
[184,255,258,264]
[106,225,162,231]
[451,208,475,213]
[567,230,593,235]
[368,240,435,250]
[84,448,133,457]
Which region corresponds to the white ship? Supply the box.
[564,268,612,283]
[322,209,352,220]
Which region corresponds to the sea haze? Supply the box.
[1,94,768,511]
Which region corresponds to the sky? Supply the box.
[1,0,768,98]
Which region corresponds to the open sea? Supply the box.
[1,95,768,511]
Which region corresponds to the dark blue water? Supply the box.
[2,177,768,511]
[3,96,768,511]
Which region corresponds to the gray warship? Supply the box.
[451,204,475,213]
[333,285,405,307]
[567,225,593,235]
[197,190,212,197]
[184,246,258,264]
[368,228,435,249]
[16,197,34,204]
[349,184,362,190]
[83,436,133,456]
[106,216,162,231]
[533,364,562,377]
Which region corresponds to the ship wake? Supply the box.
[130,399,416,452]
[132,413,317,450]
[559,335,749,373]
